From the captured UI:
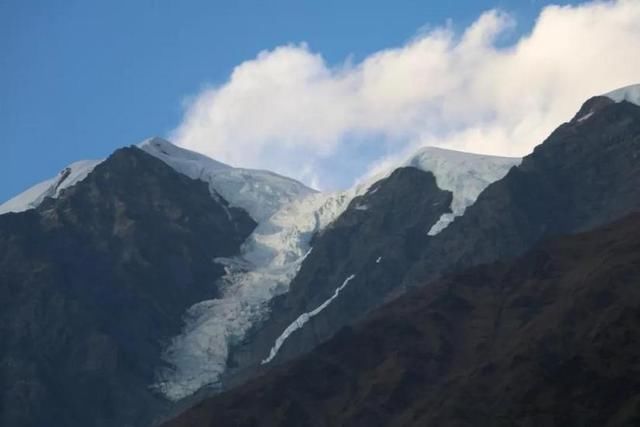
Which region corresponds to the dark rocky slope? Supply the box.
[224,167,452,385]
[0,147,255,427]
[227,97,640,382]
[163,212,640,427]
[409,96,640,285]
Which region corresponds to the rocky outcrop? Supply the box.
[220,98,640,391]
[223,167,452,386]
[408,97,640,285]
[162,212,640,427]
[0,147,255,427]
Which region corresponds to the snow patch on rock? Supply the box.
[604,83,640,107]
[405,147,519,236]
[0,137,313,224]
[140,138,314,222]
[262,274,356,365]
[0,160,101,215]
[576,111,594,122]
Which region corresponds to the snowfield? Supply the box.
[0,159,100,215]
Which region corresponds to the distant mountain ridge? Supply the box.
[0,137,314,222]
[0,147,256,427]
[0,126,522,403]
[207,88,640,398]
[1,84,639,427]
[154,145,519,401]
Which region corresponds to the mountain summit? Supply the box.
[1,85,639,427]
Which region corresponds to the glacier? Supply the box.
[0,159,100,215]
[153,146,520,401]
[153,186,366,400]
[0,136,521,401]
[2,85,638,401]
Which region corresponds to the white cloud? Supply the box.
[171,0,640,190]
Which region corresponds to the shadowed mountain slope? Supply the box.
[163,212,640,427]
[219,97,640,391]
[0,147,256,427]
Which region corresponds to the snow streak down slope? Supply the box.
[262,274,356,364]
[154,147,520,401]
[406,147,519,235]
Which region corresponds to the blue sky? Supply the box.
[1,0,630,200]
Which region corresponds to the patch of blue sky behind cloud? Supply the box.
[1,0,639,198]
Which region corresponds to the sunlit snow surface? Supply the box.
[153,187,363,400]
[139,138,314,222]
[0,137,313,223]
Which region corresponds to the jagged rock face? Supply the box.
[0,147,256,427]
[408,98,640,286]
[221,98,640,393]
[570,95,615,123]
[222,167,452,385]
[161,213,640,427]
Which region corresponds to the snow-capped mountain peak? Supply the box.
[0,159,101,215]
[0,137,314,223]
[153,145,521,400]
[0,136,520,401]
[140,137,231,171]
[603,83,640,106]
[138,137,315,222]
[404,147,520,235]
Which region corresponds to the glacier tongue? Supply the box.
[154,146,521,401]
[153,188,362,400]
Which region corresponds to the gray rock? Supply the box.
[0,147,255,427]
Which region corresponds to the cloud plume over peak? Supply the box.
[172,0,640,190]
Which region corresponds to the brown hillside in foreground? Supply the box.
[164,213,640,427]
